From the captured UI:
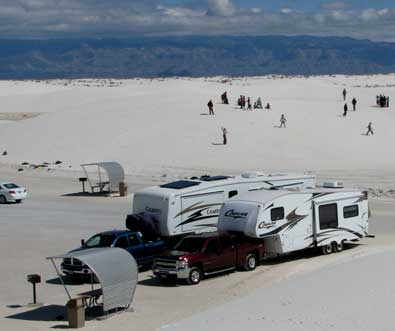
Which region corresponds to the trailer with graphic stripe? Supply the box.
[128,172,316,238]
[217,183,370,255]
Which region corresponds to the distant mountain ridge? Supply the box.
[0,36,394,79]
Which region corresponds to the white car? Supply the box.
[0,182,27,203]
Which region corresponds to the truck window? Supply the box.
[128,234,140,246]
[271,207,285,221]
[228,190,238,198]
[319,203,338,229]
[175,237,206,252]
[343,205,359,218]
[114,236,129,248]
[219,236,233,249]
[85,234,116,248]
[204,239,219,254]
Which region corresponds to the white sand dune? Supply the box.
[168,248,395,331]
[0,75,394,176]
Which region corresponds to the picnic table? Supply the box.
[78,288,103,308]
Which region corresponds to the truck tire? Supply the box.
[333,241,344,253]
[244,253,258,271]
[187,267,202,285]
[322,243,333,255]
[0,195,7,204]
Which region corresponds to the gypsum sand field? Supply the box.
[0,75,395,330]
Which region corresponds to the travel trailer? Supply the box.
[217,182,369,255]
[127,172,316,238]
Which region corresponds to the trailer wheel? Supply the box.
[187,267,202,285]
[333,241,344,253]
[244,254,258,271]
[322,243,333,255]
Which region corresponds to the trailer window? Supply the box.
[319,203,338,229]
[228,190,238,198]
[271,207,284,221]
[343,205,359,218]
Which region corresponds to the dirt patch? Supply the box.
[0,112,43,121]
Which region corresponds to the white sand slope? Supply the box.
[0,75,394,176]
[168,249,395,331]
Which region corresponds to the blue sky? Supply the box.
[0,0,394,41]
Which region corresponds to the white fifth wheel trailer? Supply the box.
[217,183,369,255]
[128,172,316,238]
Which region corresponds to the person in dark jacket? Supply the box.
[366,122,374,136]
[352,98,357,111]
[208,100,214,115]
[343,103,348,116]
[222,127,228,145]
[342,88,347,101]
[221,92,229,104]
[279,114,287,128]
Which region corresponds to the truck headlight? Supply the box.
[176,259,188,269]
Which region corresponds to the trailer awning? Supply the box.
[48,248,138,312]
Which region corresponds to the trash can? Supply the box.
[66,297,85,328]
[119,182,128,197]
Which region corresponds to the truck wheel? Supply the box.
[244,254,258,271]
[0,195,7,204]
[333,241,344,253]
[322,243,333,255]
[187,267,202,285]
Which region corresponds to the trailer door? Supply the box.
[180,191,224,233]
[313,202,339,244]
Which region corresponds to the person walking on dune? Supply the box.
[342,88,347,101]
[208,99,214,115]
[343,103,348,116]
[352,97,357,111]
[279,114,287,128]
[222,127,228,145]
[365,122,374,136]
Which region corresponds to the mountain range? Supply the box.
[0,36,394,79]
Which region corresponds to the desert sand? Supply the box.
[0,75,394,330]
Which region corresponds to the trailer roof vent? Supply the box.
[241,171,264,179]
[322,181,344,189]
[160,180,200,189]
[200,175,229,182]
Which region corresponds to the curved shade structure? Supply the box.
[49,248,138,312]
[81,162,125,193]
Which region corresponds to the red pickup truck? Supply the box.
[152,232,264,285]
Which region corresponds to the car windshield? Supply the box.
[174,237,206,252]
[4,183,19,189]
[85,234,116,248]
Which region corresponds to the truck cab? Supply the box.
[61,230,167,277]
[153,233,264,285]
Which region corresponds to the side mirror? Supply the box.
[81,239,85,247]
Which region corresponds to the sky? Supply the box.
[0,0,395,41]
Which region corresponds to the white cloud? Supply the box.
[207,0,235,17]
[321,2,349,11]
[280,8,294,14]
[251,8,262,14]
[0,1,394,42]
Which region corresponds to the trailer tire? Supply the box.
[322,243,333,255]
[333,241,344,253]
[244,254,258,271]
[187,267,202,285]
